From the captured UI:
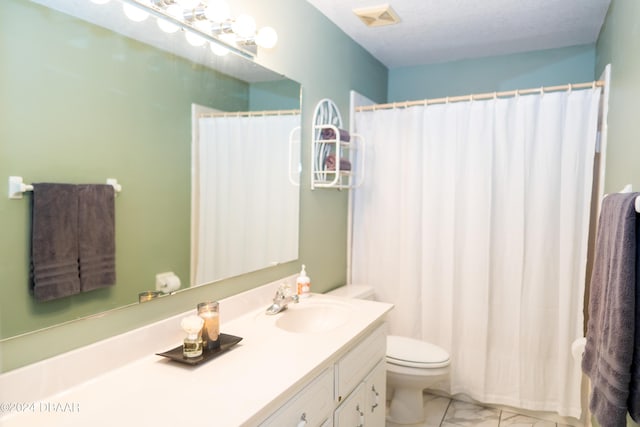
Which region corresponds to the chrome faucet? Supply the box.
[266,284,299,315]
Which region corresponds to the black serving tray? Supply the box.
[156,333,242,366]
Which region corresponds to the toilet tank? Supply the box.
[326,284,375,300]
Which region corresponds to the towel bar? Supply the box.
[8,176,122,200]
[619,184,640,213]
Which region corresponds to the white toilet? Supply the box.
[327,285,451,425]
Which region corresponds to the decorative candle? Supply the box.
[197,301,220,350]
[180,315,204,358]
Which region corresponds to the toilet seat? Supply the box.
[386,335,450,369]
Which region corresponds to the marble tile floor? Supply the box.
[387,393,575,427]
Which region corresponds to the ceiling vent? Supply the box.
[353,3,401,27]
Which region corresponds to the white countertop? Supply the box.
[0,293,392,427]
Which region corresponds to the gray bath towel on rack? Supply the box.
[31,183,81,302]
[78,184,116,291]
[582,192,639,427]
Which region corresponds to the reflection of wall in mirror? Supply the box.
[0,0,299,339]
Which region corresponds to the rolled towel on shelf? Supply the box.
[324,154,351,171]
[320,127,351,142]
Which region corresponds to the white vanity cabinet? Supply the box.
[334,383,366,426]
[260,367,334,427]
[362,360,386,427]
[0,287,394,427]
[261,324,387,427]
[334,325,386,427]
[333,361,385,427]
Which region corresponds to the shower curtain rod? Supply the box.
[356,80,605,112]
[200,108,300,118]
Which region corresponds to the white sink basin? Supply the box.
[273,299,352,333]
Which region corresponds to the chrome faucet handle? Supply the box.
[274,283,297,301]
[265,283,298,315]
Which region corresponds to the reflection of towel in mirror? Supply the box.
[31,183,81,302]
[78,184,116,292]
[582,192,640,426]
[324,154,351,171]
[320,127,351,142]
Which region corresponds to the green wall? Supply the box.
[595,0,640,194]
[594,0,640,425]
[388,44,596,101]
[0,0,387,372]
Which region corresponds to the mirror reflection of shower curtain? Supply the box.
[352,88,601,418]
[195,114,300,285]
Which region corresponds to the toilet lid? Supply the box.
[386,335,450,369]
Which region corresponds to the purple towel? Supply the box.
[320,127,351,142]
[582,192,639,426]
[324,154,352,171]
[31,183,81,301]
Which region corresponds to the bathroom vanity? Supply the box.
[0,278,392,426]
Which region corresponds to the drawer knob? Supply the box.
[356,404,364,427]
[371,385,380,412]
[297,412,307,427]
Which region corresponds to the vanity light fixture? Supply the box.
[95,0,278,57]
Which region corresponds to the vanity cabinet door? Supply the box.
[260,367,334,427]
[335,324,386,403]
[363,360,386,427]
[333,383,365,427]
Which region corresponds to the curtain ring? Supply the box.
[493,92,497,100]
[568,83,573,93]
[592,80,597,89]
[445,96,450,104]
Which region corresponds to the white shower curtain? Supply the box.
[352,88,601,417]
[195,114,300,285]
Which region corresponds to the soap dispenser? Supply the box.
[296,264,311,298]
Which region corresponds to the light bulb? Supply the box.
[157,18,179,33]
[204,0,230,23]
[175,0,200,9]
[157,4,183,33]
[210,42,229,56]
[185,30,207,47]
[194,19,212,34]
[123,3,149,22]
[256,26,278,49]
[231,14,256,38]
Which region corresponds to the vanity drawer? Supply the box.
[335,323,386,402]
[261,367,334,427]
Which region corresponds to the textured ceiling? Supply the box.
[306,0,612,68]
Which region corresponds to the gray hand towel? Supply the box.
[630,201,640,423]
[78,184,116,291]
[31,183,81,302]
[582,192,639,427]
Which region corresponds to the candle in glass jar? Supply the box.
[197,301,220,350]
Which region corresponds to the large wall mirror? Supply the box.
[0,0,301,340]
